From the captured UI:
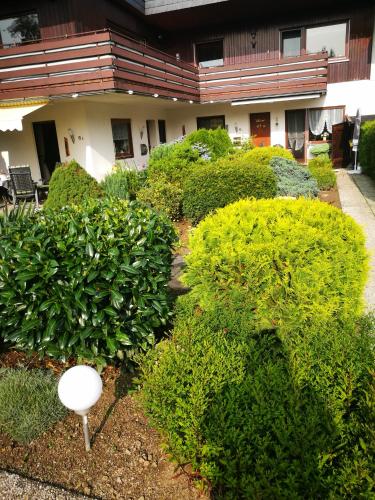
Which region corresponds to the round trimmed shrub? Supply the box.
[139,295,375,498]
[183,198,368,333]
[0,368,67,443]
[310,142,330,157]
[270,156,319,197]
[309,165,337,190]
[182,159,277,223]
[242,145,294,166]
[44,160,103,210]
[137,177,183,221]
[0,199,177,366]
[184,128,233,160]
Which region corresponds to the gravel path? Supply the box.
[0,471,91,499]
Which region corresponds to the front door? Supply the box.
[33,121,60,182]
[250,112,271,147]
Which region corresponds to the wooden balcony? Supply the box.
[0,30,200,102]
[199,52,328,103]
[0,32,327,104]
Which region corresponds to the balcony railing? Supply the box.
[199,52,328,103]
[0,30,200,101]
[0,31,327,103]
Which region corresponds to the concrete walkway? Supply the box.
[336,170,375,311]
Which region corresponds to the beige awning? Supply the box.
[0,101,49,132]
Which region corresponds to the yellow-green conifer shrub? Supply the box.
[183,198,368,335]
[242,145,294,166]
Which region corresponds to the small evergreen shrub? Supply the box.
[101,164,146,200]
[184,128,233,160]
[0,199,177,366]
[308,156,333,170]
[270,157,319,197]
[183,198,368,334]
[359,120,375,178]
[139,296,375,498]
[0,368,67,443]
[242,146,294,166]
[182,158,277,223]
[137,177,183,221]
[310,143,331,157]
[309,165,337,190]
[44,160,103,210]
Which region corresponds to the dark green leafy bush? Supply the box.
[242,146,294,166]
[44,160,103,210]
[270,156,319,197]
[182,158,277,223]
[184,128,233,160]
[0,368,67,443]
[183,198,368,334]
[0,199,177,366]
[139,296,375,498]
[359,120,375,178]
[137,177,183,221]
[101,165,146,200]
[310,143,331,157]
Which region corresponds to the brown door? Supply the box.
[332,122,345,168]
[250,112,271,147]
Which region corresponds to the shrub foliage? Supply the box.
[183,158,277,223]
[184,128,233,160]
[308,165,336,190]
[270,157,319,197]
[359,120,375,178]
[101,164,146,200]
[44,160,103,210]
[137,177,183,221]
[242,146,294,166]
[0,368,67,443]
[0,199,177,366]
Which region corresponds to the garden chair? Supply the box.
[9,166,39,208]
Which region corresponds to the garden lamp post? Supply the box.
[58,365,103,452]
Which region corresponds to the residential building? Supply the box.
[0,0,374,182]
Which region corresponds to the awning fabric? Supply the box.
[0,101,48,132]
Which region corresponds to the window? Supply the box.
[308,108,344,141]
[196,40,223,68]
[282,30,301,57]
[197,115,225,130]
[111,119,133,159]
[0,13,40,46]
[306,23,347,58]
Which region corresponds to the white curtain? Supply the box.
[112,122,128,141]
[308,108,344,136]
[287,112,305,151]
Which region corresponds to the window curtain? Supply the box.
[287,112,305,151]
[308,108,344,135]
[112,122,128,141]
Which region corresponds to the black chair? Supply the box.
[9,166,39,208]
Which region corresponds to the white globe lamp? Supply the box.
[58,365,103,451]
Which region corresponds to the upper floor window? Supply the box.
[111,119,134,159]
[282,30,301,58]
[196,40,223,68]
[0,13,40,47]
[197,115,225,130]
[306,23,347,58]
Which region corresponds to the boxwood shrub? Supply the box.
[139,295,375,498]
[182,158,277,223]
[359,120,375,178]
[183,198,368,334]
[137,176,183,221]
[0,199,177,367]
[0,368,67,443]
[44,160,103,210]
[242,145,294,166]
[270,157,319,197]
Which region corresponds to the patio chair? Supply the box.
[9,166,39,208]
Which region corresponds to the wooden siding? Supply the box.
[145,0,228,15]
[164,5,373,83]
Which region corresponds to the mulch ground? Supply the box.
[0,352,206,500]
[319,186,341,209]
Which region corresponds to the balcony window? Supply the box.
[306,23,347,58]
[0,13,40,47]
[197,115,225,130]
[111,119,134,159]
[196,40,223,68]
[282,30,301,57]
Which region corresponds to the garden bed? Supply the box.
[319,186,341,209]
[0,352,204,500]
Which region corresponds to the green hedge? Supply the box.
[184,128,233,160]
[139,295,375,498]
[242,146,294,166]
[183,198,368,334]
[182,158,277,223]
[270,157,319,197]
[0,368,67,443]
[137,177,183,221]
[0,199,177,367]
[101,165,146,200]
[309,166,336,190]
[359,120,375,178]
[44,160,103,210]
